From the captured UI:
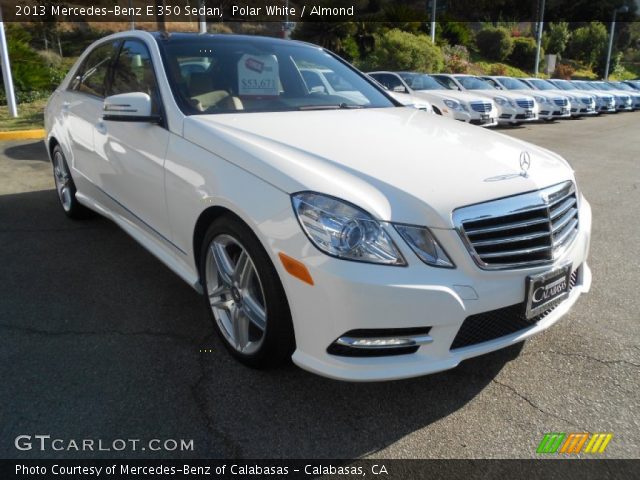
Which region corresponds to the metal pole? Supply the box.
[129,0,135,29]
[604,10,617,80]
[199,0,206,34]
[283,0,291,39]
[430,0,437,43]
[0,6,18,118]
[534,0,545,76]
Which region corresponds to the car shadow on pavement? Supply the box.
[2,140,48,162]
[0,189,523,459]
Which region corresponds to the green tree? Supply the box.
[2,24,52,96]
[543,22,570,55]
[359,29,444,72]
[475,26,514,61]
[508,37,542,71]
[566,22,608,66]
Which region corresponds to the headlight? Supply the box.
[534,95,548,104]
[291,192,406,265]
[493,96,514,107]
[443,99,463,111]
[394,224,455,268]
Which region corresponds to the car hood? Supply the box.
[184,107,574,228]
[466,89,534,102]
[411,89,492,104]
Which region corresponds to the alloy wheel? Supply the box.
[53,151,73,211]
[205,234,268,355]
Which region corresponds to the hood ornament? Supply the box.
[519,151,531,177]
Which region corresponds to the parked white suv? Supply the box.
[482,76,571,121]
[45,31,591,381]
[432,74,538,125]
[368,71,497,127]
[520,78,596,117]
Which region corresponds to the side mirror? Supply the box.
[393,85,407,93]
[103,92,160,123]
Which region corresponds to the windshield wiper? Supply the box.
[298,103,364,111]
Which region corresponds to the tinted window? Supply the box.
[457,77,495,90]
[110,40,161,112]
[370,73,403,91]
[159,38,394,114]
[432,75,458,90]
[71,41,118,97]
[399,74,446,91]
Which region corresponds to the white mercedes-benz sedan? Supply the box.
[368,71,498,127]
[45,31,592,381]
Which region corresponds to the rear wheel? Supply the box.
[200,215,294,368]
[51,145,92,219]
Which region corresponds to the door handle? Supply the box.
[95,121,107,135]
[61,102,70,113]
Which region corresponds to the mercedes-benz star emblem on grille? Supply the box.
[519,151,531,177]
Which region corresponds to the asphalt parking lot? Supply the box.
[0,112,638,460]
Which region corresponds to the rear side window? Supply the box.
[70,41,119,98]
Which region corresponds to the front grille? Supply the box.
[580,97,592,105]
[450,268,579,350]
[470,101,492,113]
[516,99,534,109]
[553,98,568,107]
[453,181,579,269]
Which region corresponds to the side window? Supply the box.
[485,78,499,88]
[71,42,118,97]
[373,74,403,91]
[436,76,457,90]
[110,40,161,113]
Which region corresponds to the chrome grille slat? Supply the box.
[470,101,492,113]
[453,181,580,269]
[550,197,577,219]
[471,230,550,247]
[516,98,534,109]
[553,217,579,245]
[464,217,549,235]
[552,207,578,233]
[479,244,552,259]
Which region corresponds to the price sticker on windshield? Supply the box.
[238,54,279,97]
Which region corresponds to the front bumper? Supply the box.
[538,104,572,120]
[496,105,539,124]
[275,196,592,382]
[451,110,499,127]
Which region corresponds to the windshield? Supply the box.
[398,73,447,90]
[498,77,531,90]
[528,79,556,90]
[158,37,394,114]
[457,76,495,90]
[552,80,577,91]
[611,82,633,91]
[572,82,593,91]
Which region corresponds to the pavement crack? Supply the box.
[524,350,639,368]
[0,322,201,345]
[491,378,577,426]
[190,333,245,458]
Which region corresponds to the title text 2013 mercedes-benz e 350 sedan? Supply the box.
[45,32,592,381]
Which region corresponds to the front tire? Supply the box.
[200,215,295,368]
[51,145,92,219]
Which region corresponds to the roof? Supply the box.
[148,31,317,49]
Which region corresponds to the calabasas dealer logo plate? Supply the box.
[525,263,572,319]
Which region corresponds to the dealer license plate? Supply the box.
[525,264,572,319]
[525,109,534,118]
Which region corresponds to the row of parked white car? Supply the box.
[368,71,640,127]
